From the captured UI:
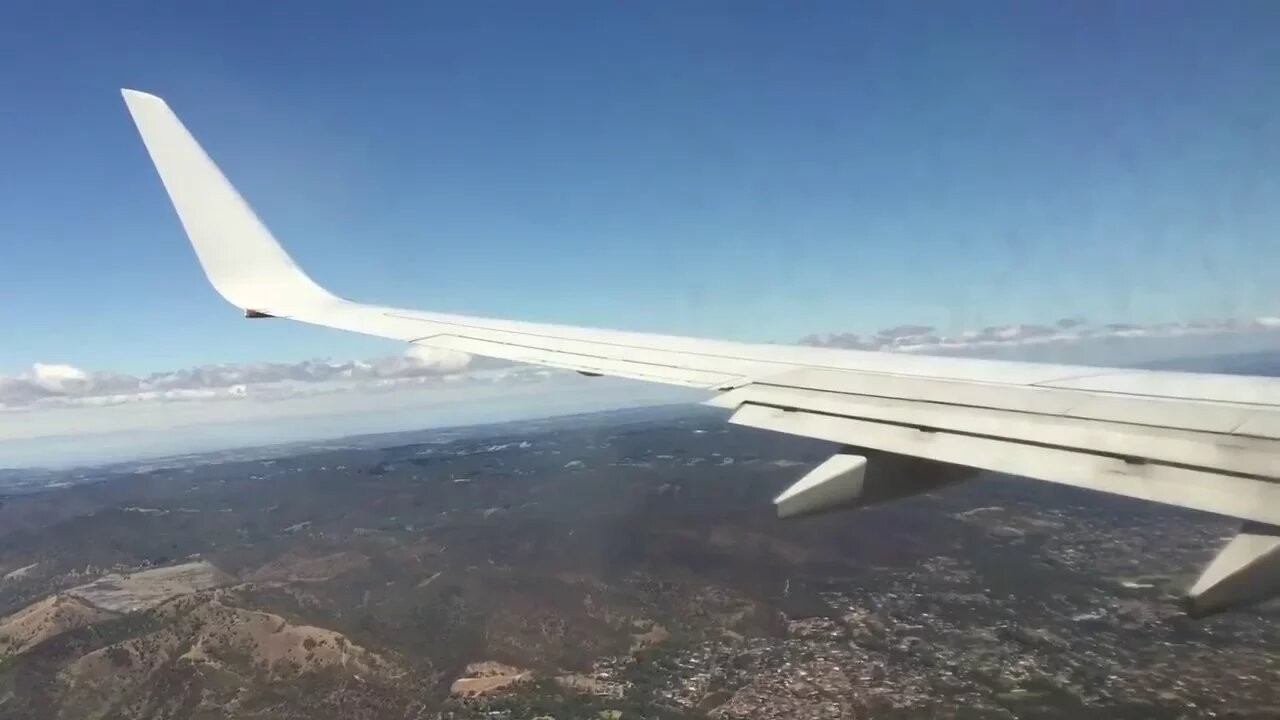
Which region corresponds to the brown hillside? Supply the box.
[56,593,412,719]
[0,595,118,658]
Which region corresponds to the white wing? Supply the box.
[121,89,1280,616]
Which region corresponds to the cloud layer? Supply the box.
[0,346,481,410]
[4,315,1278,411]
[800,315,1280,355]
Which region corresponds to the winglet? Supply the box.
[120,89,337,316]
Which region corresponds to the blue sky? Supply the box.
[2,1,1278,375]
[2,3,1280,466]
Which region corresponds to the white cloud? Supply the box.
[5,313,1279,414]
[0,346,484,410]
[1,315,1276,469]
[0,370,700,469]
[799,315,1280,358]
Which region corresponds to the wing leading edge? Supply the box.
[121,89,1280,616]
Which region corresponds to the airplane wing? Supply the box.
[120,89,1280,616]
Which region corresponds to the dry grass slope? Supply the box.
[58,593,407,719]
[450,661,533,697]
[66,561,231,613]
[0,595,118,658]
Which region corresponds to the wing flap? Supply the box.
[753,367,1278,438]
[729,404,1280,525]
[1041,370,1280,405]
[709,384,1280,479]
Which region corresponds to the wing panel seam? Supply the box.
[735,397,1278,482]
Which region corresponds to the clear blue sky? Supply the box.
[2,1,1278,375]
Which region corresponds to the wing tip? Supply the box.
[120,85,340,315]
[121,89,171,122]
[121,88,163,105]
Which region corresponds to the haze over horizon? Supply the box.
[4,329,1278,470]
